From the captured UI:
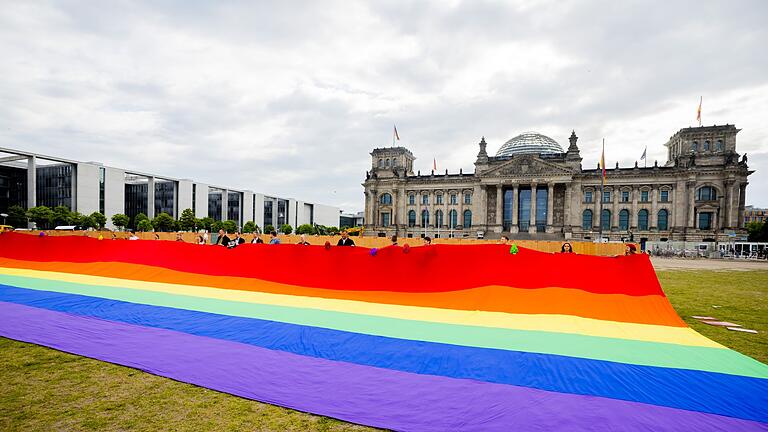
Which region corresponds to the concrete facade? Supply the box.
[363,125,753,243]
[0,147,342,231]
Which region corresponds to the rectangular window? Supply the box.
[408,195,415,205]
[585,191,593,203]
[422,194,429,205]
[436,194,443,205]
[603,191,611,203]
[641,190,649,202]
[621,191,629,202]
[698,212,713,230]
[660,190,669,202]
[464,193,471,204]
[382,212,391,227]
[450,194,457,205]
[98,167,105,215]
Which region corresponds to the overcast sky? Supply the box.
[1,0,767,211]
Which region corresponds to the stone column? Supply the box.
[457,190,463,234]
[546,183,554,233]
[147,177,156,219]
[738,183,747,228]
[687,181,696,229]
[529,183,537,234]
[651,187,658,229]
[563,184,571,228]
[26,156,37,228]
[630,187,638,230]
[511,184,519,233]
[495,185,503,233]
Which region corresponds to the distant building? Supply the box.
[340,211,364,228]
[0,147,340,230]
[744,206,767,225]
[363,125,753,244]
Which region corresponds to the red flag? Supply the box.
[393,125,400,146]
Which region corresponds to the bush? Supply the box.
[197,217,214,231]
[222,220,237,234]
[111,214,130,231]
[136,219,154,232]
[7,205,28,228]
[52,206,72,227]
[133,213,149,230]
[280,224,293,235]
[90,211,107,229]
[179,209,196,231]
[242,221,258,233]
[295,224,315,235]
[152,212,175,232]
[264,224,275,234]
[26,206,53,229]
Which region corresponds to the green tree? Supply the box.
[211,220,224,233]
[197,217,214,232]
[280,224,293,235]
[295,224,315,235]
[136,219,154,232]
[80,215,97,229]
[264,224,275,234]
[133,213,149,230]
[52,205,72,227]
[242,221,257,233]
[111,214,130,231]
[152,212,175,232]
[746,221,768,242]
[7,205,28,228]
[222,220,237,234]
[26,206,53,229]
[179,208,196,231]
[68,211,85,227]
[90,211,107,229]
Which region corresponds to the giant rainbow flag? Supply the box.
[0,233,766,431]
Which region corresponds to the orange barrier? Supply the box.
[12,230,633,256]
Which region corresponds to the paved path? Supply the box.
[651,257,768,271]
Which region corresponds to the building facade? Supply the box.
[0,147,340,230]
[363,125,752,243]
[744,206,767,225]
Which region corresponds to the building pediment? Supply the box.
[482,155,574,177]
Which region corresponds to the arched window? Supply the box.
[385,158,390,167]
[658,209,669,231]
[408,194,415,205]
[619,209,630,231]
[638,209,649,231]
[703,140,710,151]
[380,193,392,205]
[582,210,593,230]
[408,210,416,227]
[716,139,723,151]
[463,210,472,228]
[435,210,444,228]
[691,141,698,152]
[449,209,458,228]
[601,209,611,229]
[696,186,716,201]
[421,210,429,227]
[378,159,383,167]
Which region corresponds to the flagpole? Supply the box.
[599,138,605,242]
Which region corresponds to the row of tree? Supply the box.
[4,205,107,230]
[3,205,341,235]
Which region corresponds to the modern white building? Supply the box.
[0,147,340,230]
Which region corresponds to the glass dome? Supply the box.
[495,132,564,156]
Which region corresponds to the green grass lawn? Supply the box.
[2,270,767,431]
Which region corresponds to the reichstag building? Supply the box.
[362,124,752,244]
